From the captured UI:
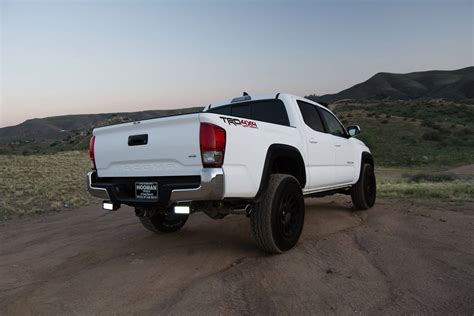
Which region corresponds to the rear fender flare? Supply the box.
[254,144,306,200]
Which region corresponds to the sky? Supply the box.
[0,0,473,127]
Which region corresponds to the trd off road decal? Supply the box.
[219,116,258,128]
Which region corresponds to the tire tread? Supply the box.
[351,163,373,211]
[251,174,299,254]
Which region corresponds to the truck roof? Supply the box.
[204,92,326,112]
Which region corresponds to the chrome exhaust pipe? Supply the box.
[231,204,253,216]
[244,204,253,216]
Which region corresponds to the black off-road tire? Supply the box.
[351,163,377,211]
[251,174,305,254]
[138,210,188,234]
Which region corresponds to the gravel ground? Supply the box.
[0,196,473,315]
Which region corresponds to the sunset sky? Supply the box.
[1,0,473,127]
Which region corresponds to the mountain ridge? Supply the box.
[0,107,203,144]
[1,66,472,147]
[307,66,474,103]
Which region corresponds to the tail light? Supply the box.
[200,123,226,168]
[89,135,96,170]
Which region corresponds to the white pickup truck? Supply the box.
[87,93,376,253]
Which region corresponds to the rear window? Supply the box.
[208,106,231,115]
[207,99,290,126]
[232,103,251,118]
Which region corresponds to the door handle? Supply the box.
[335,144,341,147]
[309,138,318,144]
[128,134,148,146]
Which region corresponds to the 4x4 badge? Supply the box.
[219,116,258,128]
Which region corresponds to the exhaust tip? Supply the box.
[244,204,253,216]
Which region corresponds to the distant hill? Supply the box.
[0,107,203,145]
[307,67,474,103]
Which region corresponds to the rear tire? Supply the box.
[351,163,376,210]
[251,174,305,254]
[137,209,188,233]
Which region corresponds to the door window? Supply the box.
[297,101,325,132]
[319,109,347,137]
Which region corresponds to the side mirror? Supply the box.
[347,125,361,137]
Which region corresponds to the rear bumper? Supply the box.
[169,168,224,202]
[87,171,110,200]
[86,168,224,206]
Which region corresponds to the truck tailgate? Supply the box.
[93,114,202,178]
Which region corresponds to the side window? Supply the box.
[297,101,325,132]
[319,108,346,137]
[251,100,290,126]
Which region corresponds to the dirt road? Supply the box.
[1,197,473,315]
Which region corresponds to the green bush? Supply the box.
[357,134,375,149]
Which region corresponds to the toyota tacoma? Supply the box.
[87,93,376,253]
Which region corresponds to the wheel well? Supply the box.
[357,151,374,181]
[271,155,305,186]
[255,144,306,200]
[362,151,374,168]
